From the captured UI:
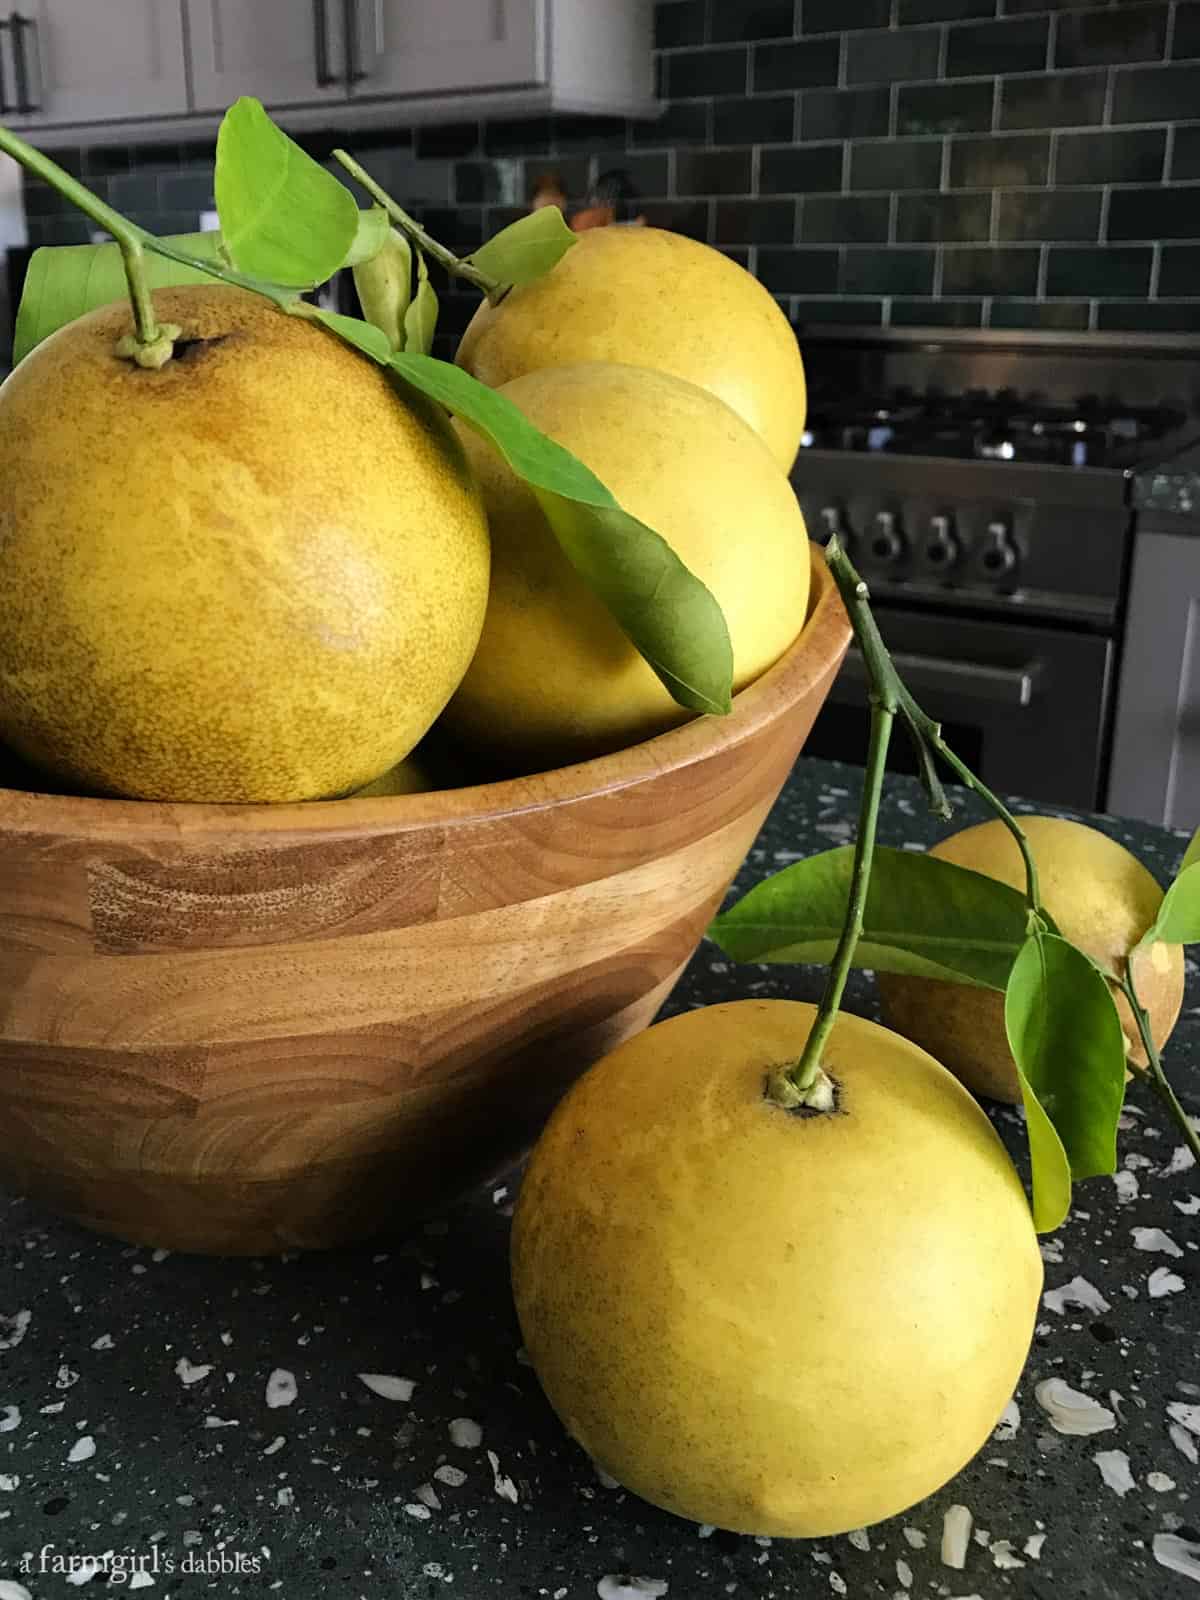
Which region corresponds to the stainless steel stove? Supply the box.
[790,326,1200,810]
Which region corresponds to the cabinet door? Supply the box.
[350,0,544,98]
[186,0,348,111]
[0,0,188,126]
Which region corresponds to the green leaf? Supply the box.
[709,845,1046,987]
[1140,827,1200,947]
[345,205,391,268]
[1005,930,1126,1196]
[309,308,394,364]
[352,227,412,352]
[13,232,227,365]
[466,206,577,288]
[1014,1064,1073,1233]
[403,250,438,356]
[388,353,732,715]
[215,96,359,287]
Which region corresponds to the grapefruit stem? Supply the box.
[333,149,506,303]
[1120,968,1200,1165]
[777,537,1051,1107]
[773,558,897,1106]
[0,120,299,362]
[0,122,165,353]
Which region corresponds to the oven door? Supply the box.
[803,607,1115,810]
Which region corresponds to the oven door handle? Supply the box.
[839,648,1044,707]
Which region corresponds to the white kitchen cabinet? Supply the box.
[12,0,654,147]
[346,0,654,118]
[185,0,349,113]
[0,0,189,127]
[349,0,543,98]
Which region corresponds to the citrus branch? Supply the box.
[769,544,897,1106]
[333,149,506,302]
[1120,967,1200,1166]
[774,537,1051,1104]
[0,123,165,355]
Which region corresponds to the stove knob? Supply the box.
[979,519,1018,580]
[923,513,960,572]
[869,509,905,565]
[817,504,851,550]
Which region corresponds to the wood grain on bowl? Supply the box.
[0,549,850,1254]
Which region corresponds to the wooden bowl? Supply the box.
[0,551,849,1254]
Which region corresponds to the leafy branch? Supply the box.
[719,535,1195,1232]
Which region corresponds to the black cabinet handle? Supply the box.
[344,0,367,83]
[313,0,335,86]
[11,13,38,113]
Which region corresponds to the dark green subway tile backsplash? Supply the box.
[1055,5,1168,68]
[1174,1,1200,58]
[896,191,992,241]
[792,299,885,327]
[995,189,1103,241]
[899,0,996,22]
[31,0,1200,341]
[1055,129,1167,186]
[890,298,985,325]
[654,2,707,49]
[803,0,891,31]
[989,299,1091,330]
[664,46,748,98]
[842,246,937,293]
[761,144,844,193]
[850,137,943,191]
[948,133,1050,188]
[945,17,1050,79]
[1096,301,1200,330]
[710,2,796,42]
[942,246,1041,293]
[999,70,1108,128]
[1046,246,1154,296]
[845,28,941,85]
[752,37,841,91]
[713,198,797,243]
[1112,62,1200,121]
[800,194,893,241]
[1158,245,1200,296]
[758,247,842,293]
[1108,185,1200,240]
[896,80,995,134]
[712,94,795,144]
[1172,127,1200,180]
[675,147,753,193]
[800,86,891,139]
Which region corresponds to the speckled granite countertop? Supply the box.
[1,757,1197,1600]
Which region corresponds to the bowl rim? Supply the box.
[0,547,849,842]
